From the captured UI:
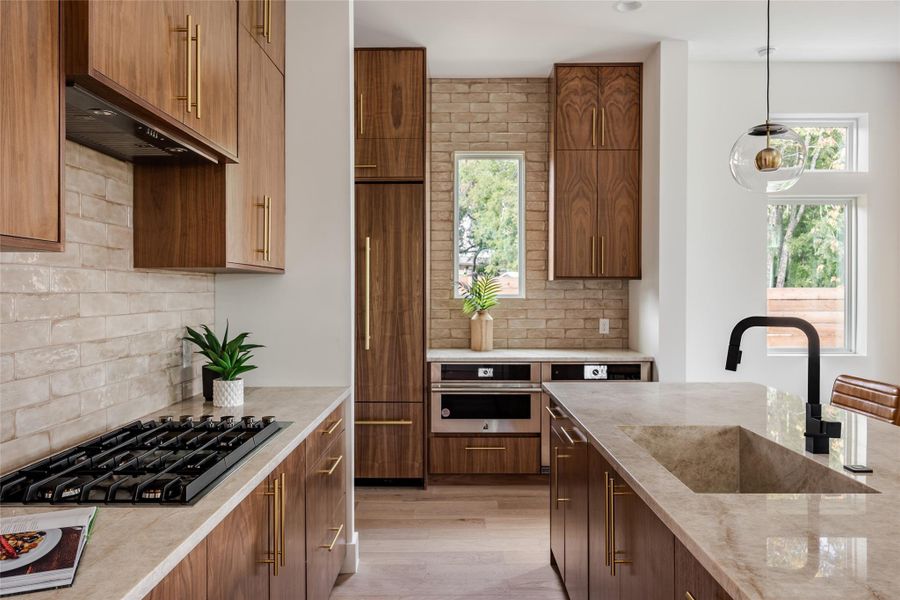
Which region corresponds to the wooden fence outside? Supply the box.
[767,287,845,349]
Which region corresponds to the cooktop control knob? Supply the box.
[242,416,257,425]
[262,416,276,425]
[200,414,214,422]
[159,415,173,423]
[221,416,235,424]
[180,415,194,423]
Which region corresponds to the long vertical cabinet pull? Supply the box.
[364,236,371,350]
[600,236,606,275]
[175,15,195,113]
[359,93,365,136]
[591,236,597,275]
[608,475,632,576]
[604,471,611,566]
[256,197,271,262]
[279,473,286,566]
[591,108,597,147]
[194,23,202,119]
[260,477,281,575]
[265,0,272,42]
[600,107,606,147]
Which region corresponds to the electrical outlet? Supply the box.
[599,318,610,335]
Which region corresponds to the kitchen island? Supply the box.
[0,386,350,600]
[544,381,900,600]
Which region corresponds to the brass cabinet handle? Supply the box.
[194,22,202,119]
[364,236,371,350]
[591,236,597,275]
[609,475,633,576]
[255,196,271,261]
[545,405,563,420]
[554,445,571,509]
[323,417,343,435]
[604,471,611,566]
[321,523,344,551]
[464,446,506,451]
[265,0,272,42]
[259,478,280,575]
[175,15,195,113]
[601,106,606,146]
[566,426,588,444]
[279,473,286,566]
[355,164,377,169]
[591,107,597,147]
[356,420,413,426]
[685,593,696,600]
[359,93,364,136]
[559,426,576,446]
[600,235,606,275]
[318,454,344,476]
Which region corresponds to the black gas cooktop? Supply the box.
[0,415,283,505]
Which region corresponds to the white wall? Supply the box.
[215,0,357,571]
[685,61,900,400]
[630,40,690,382]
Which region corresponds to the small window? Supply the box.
[767,198,856,353]
[776,117,860,172]
[454,152,525,298]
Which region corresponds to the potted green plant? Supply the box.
[183,324,262,405]
[459,272,501,352]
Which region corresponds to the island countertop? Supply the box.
[0,386,350,600]
[543,381,900,600]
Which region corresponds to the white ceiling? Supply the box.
[354,0,900,78]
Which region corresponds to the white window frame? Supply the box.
[766,196,858,355]
[773,113,867,172]
[453,151,526,299]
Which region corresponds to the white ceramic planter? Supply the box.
[213,378,244,408]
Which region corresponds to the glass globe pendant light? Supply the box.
[729,0,806,192]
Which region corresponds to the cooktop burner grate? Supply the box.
[0,415,283,505]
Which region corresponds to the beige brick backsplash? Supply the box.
[429,78,629,350]
[0,143,213,472]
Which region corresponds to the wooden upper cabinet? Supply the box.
[598,66,641,150]
[355,183,425,402]
[554,151,598,278]
[598,151,640,278]
[355,49,425,140]
[556,66,599,150]
[184,0,238,156]
[240,0,285,74]
[64,0,238,159]
[1,0,64,251]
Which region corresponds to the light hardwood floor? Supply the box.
[331,484,567,600]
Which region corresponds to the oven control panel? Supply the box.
[550,362,643,381]
[584,365,608,380]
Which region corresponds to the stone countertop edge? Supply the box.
[0,386,351,600]
[426,348,654,362]
[542,381,900,600]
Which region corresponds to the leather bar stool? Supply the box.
[831,374,900,426]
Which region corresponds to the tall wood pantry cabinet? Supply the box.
[1,0,64,251]
[354,48,427,481]
[133,12,285,272]
[550,64,642,279]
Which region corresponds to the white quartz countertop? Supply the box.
[427,348,653,362]
[543,381,900,600]
[0,386,350,600]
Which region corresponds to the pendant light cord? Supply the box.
[766,0,771,124]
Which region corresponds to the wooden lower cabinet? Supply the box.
[206,478,272,600]
[429,436,540,475]
[675,538,734,600]
[550,424,566,574]
[143,540,207,600]
[270,440,307,600]
[549,415,589,600]
[307,446,347,600]
[356,402,424,479]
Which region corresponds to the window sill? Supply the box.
[767,352,865,358]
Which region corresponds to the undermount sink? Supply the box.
[619,425,878,494]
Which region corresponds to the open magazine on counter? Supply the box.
[0,508,97,596]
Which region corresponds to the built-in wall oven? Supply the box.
[429,363,541,434]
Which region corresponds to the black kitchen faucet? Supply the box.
[725,316,841,454]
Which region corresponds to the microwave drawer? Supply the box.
[430,391,541,434]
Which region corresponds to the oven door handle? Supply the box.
[431,388,543,394]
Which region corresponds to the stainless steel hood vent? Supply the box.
[65,85,216,164]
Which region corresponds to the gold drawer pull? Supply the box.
[175,15,196,113]
[464,446,506,451]
[364,236,371,350]
[601,106,606,146]
[279,473,286,566]
[592,107,597,147]
[356,420,413,426]
[322,417,343,435]
[258,477,280,575]
[318,454,343,476]
[556,497,570,503]
[685,593,696,600]
[355,164,377,169]
[321,523,344,551]
[255,196,271,261]
[545,405,564,420]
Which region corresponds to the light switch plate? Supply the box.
[599,318,610,335]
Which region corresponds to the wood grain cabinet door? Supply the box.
[356,403,424,478]
[86,0,187,125]
[307,459,346,600]
[550,424,566,575]
[597,151,640,278]
[556,66,599,150]
[554,151,598,278]
[674,538,734,600]
[598,66,641,151]
[269,443,306,600]
[616,478,674,600]
[355,184,425,403]
[562,426,589,600]
[185,0,238,156]
[142,540,207,600]
[239,0,285,73]
[206,478,272,600]
[263,39,285,269]
[1,0,63,250]
[355,49,425,139]
[588,446,617,600]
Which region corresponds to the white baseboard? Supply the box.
[340,530,359,574]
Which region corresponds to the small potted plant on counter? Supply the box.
[459,272,501,352]
[183,323,263,406]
